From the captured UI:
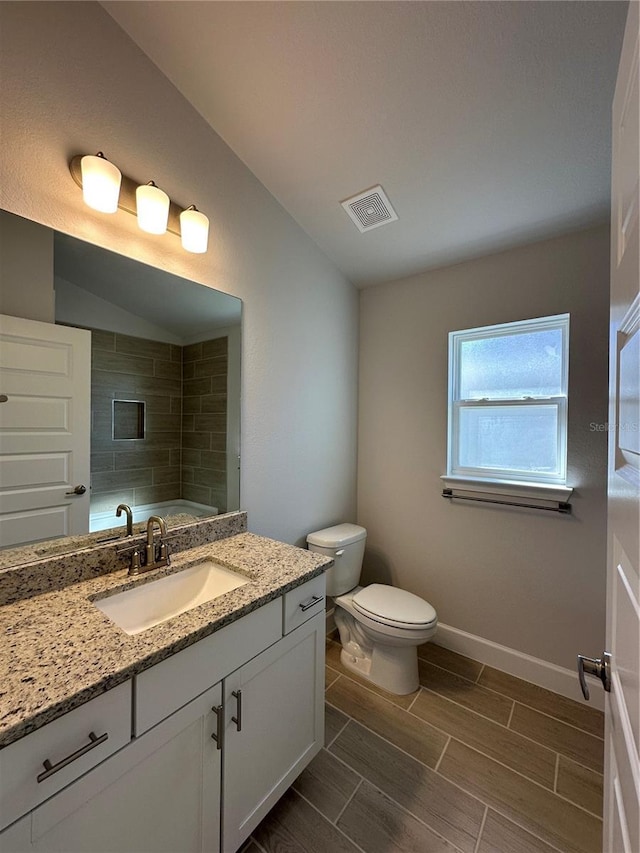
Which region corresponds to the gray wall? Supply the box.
[0,210,54,322]
[358,226,610,670]
[0,1,358,546]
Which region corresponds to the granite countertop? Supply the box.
[0,532,332,749]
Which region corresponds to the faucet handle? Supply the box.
[130,549,142,576]
[158,541,171,565]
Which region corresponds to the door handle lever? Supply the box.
[65,484,87,496]
[577,651,611,700]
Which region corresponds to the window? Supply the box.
[447,314,569,485]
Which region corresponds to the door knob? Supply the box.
[577,651,611,700]
[65,484,87,496]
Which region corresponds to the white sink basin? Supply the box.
[94,561,250,635]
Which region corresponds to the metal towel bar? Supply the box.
[441,488,571,514]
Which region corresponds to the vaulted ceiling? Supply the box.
[104,1,627,286]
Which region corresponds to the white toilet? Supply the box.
[307,523,437,695]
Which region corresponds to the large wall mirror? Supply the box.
[0,210,241,566]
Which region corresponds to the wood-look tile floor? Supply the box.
[246,639,605,853]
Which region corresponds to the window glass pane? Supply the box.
[459,328,563,400]
[458,405,559,474]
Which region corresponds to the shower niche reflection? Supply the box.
[113,400,146,441]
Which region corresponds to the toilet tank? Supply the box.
[306,523,367,597]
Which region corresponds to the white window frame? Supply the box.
[447,314,570,486]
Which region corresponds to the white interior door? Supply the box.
[604,4,640,851]
[0,314,91,548]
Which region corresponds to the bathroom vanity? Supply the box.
[0,512,330,853]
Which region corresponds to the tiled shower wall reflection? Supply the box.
[182,338,228,513]
[90,329,228,515]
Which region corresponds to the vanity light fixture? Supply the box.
[70,154,209,253]
[80,152,122,214]
[136,181,170,235]
[180,206,209,254]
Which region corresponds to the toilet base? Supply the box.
[339,642,420,695]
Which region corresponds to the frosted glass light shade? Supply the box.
[136,183,170,234]
[180,207,209,253]
[80,154,121,213]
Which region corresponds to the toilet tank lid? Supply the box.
[306,523,367,548]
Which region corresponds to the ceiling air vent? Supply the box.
[341,185,398,233]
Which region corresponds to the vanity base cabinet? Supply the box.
[1,584,327,853]
[221,612,325,853]
[1,684,222,853]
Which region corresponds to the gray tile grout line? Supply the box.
[317,744,467,853]
[413,683,603,780]
[324,711,350,750]
[405,685,422,713]
[554,752,560,793]
[506,699,516,728]
[325,647,604,810]
[323,703,599,852]
[413,683,554,748]
[434,734,451,773]
[328,672,573,797]
[324,696,450,776]
[327,678,602,795]
[324,719,567,853]
[325,665,341,691]
[510,699,605,742]
[472,808,568,853]
[323,712,493,838]
[434,735,604,822]
[419,654,605,743]
[473,805,489,853]
[327,684,603,823]
[554,788,604,822]
[507,701,605,770]
[416,646,604,735]
[290,787,368,853]
[332,776,362,825]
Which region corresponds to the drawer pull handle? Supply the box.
[232,689,242,732]
[299,594,324,612]
[211,704,224,750]
[37,731,108,783]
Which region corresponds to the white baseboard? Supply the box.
[434,622,605,712]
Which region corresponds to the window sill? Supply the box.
[440,475,573,503]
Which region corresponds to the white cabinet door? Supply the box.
[222,613,324,853]
[0,814,31,853]
[25,684,222,853]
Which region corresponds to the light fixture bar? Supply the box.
[69,155,193,240]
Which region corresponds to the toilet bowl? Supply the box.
[307,523,437,695]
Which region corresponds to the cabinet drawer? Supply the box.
[0,680,131,832]
[282,574,326,635]
[135,598,281,735]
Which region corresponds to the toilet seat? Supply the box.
[352,584,437,630]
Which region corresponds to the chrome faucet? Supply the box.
[116,503,133,537]
[145,515,170,570]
